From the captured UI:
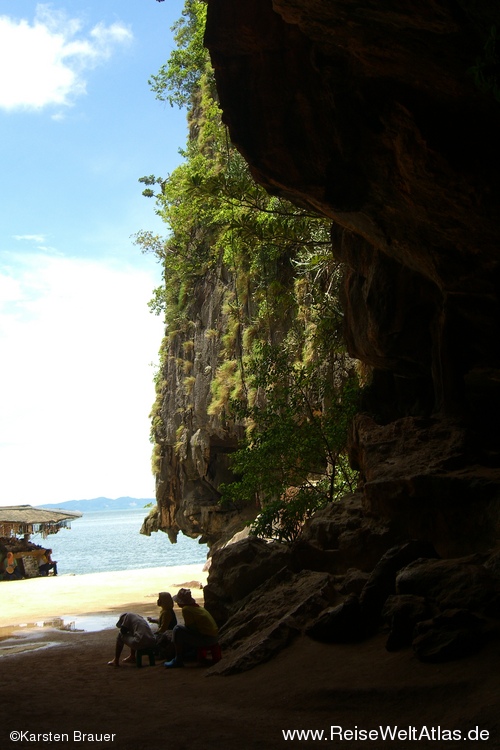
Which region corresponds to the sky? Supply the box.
[0,0,188,506]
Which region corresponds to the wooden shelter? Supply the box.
[0,504,82,539]
[1,505,82,579]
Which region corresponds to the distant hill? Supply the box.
[37,497,155,512]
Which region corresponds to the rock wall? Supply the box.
[150,0,500,560]
[143,262,254,548]
[204,0,500,554]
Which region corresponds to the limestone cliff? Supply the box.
[140,3,500,670]
[204,0,500,556]
[142,261,254,548]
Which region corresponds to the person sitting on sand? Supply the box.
[3,551,22,581]
[164,588,219,669]
[108,613,156,667]
[38,549,58,577]
[148,592,178,661]
[147,591,177,633]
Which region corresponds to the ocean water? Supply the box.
[29,508,208,576]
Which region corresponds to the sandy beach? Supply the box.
[1,565,499,750]
[0,563,207,630]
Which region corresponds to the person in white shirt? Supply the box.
[107,613,156,667]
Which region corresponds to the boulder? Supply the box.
[204,536,294,625]
[339,568,370,596]
[483,549,500,581]
[382,594,434,651]
[306,594,365,643]
[296,494,396,573]
[210,568,337,674]
[359,541,437,631]
[396,557,500,617]
[412,609,487,663]
[209,621,298,676]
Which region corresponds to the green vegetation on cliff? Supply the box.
[137,0,359,543]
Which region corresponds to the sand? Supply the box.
[0,564,208,629]
[1,566,499,750]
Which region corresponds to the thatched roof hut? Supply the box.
[0,505,82,539]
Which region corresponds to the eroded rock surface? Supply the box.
[197,537,341,674]
[158,1,500,669]
[153,1,500,553]
[204,536,295,625]
[143,265,256,547]
[205,1,500,520]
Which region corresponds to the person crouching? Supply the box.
[164,588,219,669]
[108,613,156,667]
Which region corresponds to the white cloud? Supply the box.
[13,234,47,243]
[0,252,164,505]
[0,4,133,111]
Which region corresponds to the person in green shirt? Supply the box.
[164,587,219,668]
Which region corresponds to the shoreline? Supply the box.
[0,563,207,628]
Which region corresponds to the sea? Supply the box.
[30,507,208,576]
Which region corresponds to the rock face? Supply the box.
[145,264,254,547]
[349,415,500,557]
[204,536,295,624]
[204,537,338,674]
[154,1,500,554]
[194,0,500,670]
[301,548,500,661]
[204,0,500,550]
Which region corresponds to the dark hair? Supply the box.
[158,592,173,604]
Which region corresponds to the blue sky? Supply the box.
[0,1,188,506]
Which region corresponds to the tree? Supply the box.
[149,0,210,109]
[221,343,359,543]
